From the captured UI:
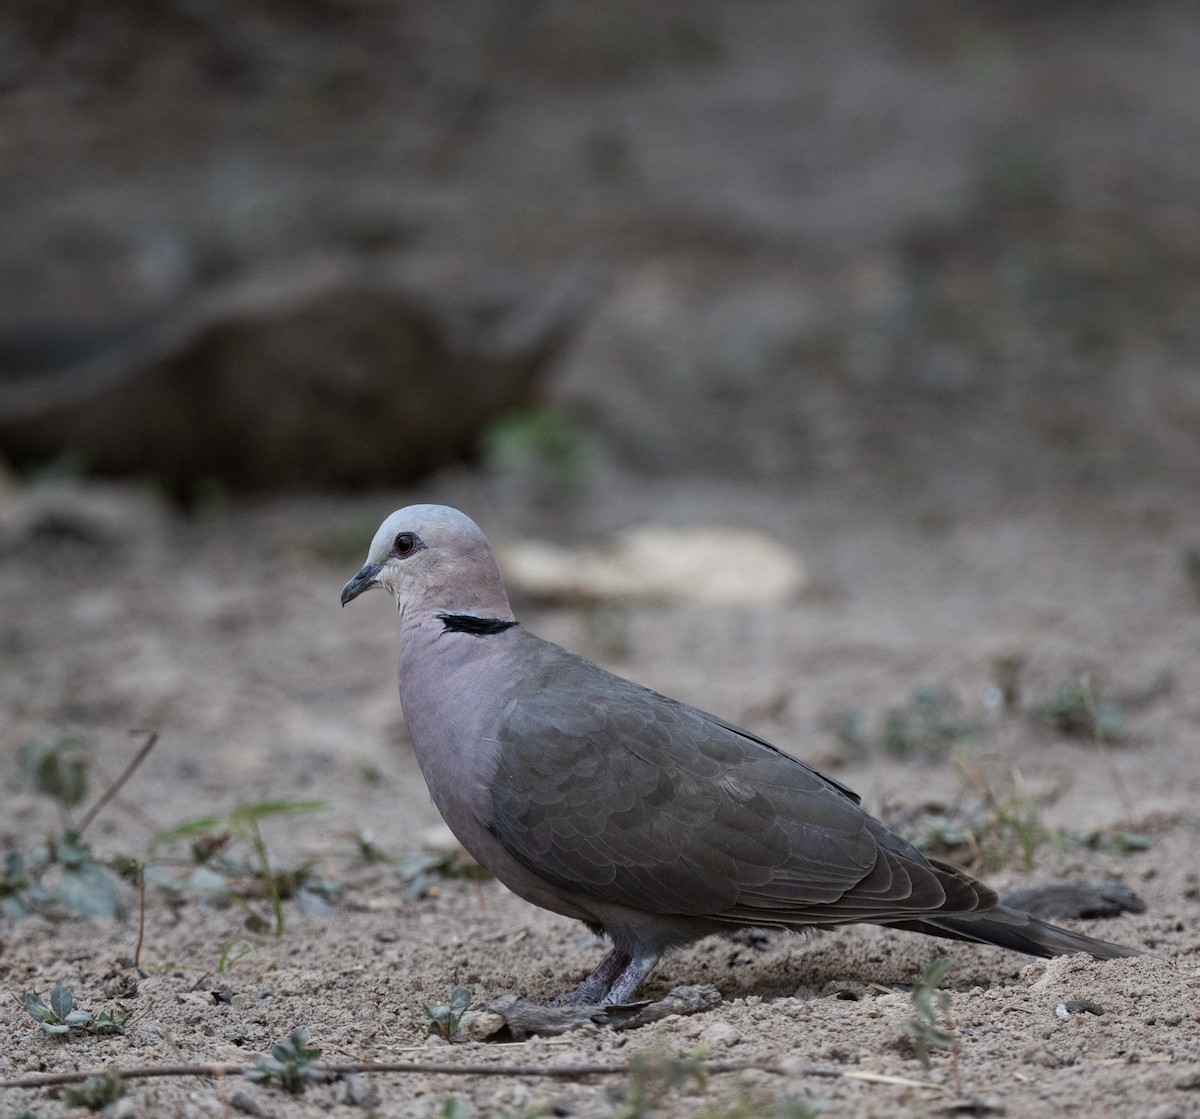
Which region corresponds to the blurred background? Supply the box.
[3,0,1199,507]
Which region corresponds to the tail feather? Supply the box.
[890,903,1141,960]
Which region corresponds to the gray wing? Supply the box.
[487,642,991,927]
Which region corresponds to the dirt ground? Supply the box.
[1,470,1198,1118]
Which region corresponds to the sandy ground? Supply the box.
[1,471,1198,1118]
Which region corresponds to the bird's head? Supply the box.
[340,504,514,622]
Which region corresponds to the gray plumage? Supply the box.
[342,505,1139,1005]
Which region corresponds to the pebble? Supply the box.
[1055,999,1104,1018]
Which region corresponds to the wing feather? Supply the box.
[487,638,988,925]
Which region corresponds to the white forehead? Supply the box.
[366,504,488,562]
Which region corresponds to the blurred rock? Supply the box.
[1003,881,1146,922]
[499,524,807,606]
[0,254,591,494]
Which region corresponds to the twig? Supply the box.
[133,863,147,969]
[0,1058,945,1092]
[77,731,160,837]
[83,758,167,836]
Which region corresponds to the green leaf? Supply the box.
[63,1075,123,1108]
[480,406,596,493]
[24,992,57,1024]
[248,1030,322,1095]
[150,798,330,849]
[916,957,953,992]
[437,1099,468,1119]
[59,863,119,918]
[148,814,231,849]
[49,987,73,1020]
[20,737,90,806]
[55,831,93,868]
[91,1009,130,1035]
[228,798,331,826]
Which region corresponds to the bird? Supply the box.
[341,504,1140,1006]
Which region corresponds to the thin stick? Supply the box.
[77,731,160,837]
[133,863,147,969]
[0,1058,945,1092]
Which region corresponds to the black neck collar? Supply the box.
[437,613,519,636]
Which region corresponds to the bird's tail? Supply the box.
[891,903,1141,960]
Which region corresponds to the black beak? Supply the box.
[341,561,383,606]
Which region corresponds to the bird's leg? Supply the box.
[548,948,631,1006]
[600,950,660,1006]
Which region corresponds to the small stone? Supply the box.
[459,1009,507,1041]
[229,1091,275,1118]
[1056,999,1104,1018]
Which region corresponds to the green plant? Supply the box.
[62,1075,124,1111]
[480,407,595,494]
[994,794,1051,871]
[422,986,474,1041]
[908,757,1068,873]
[903,958,958,1071]
[24,987,130,1036]
[915,791,1156,873]
[4,731,159,920]
[1029,681,1125,740]
[913,791,1051,873]
[19,735,90,808]
[5,738,117,919]
[246,1028,324,1095]
[1064,828,1154,854]
[1,842,110,920]
[149,797,332,936]
[216,939,258,973]
[883,687,976,760]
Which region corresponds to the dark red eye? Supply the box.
[394,532,415,556]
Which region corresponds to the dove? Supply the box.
[341,504,1140,1005]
